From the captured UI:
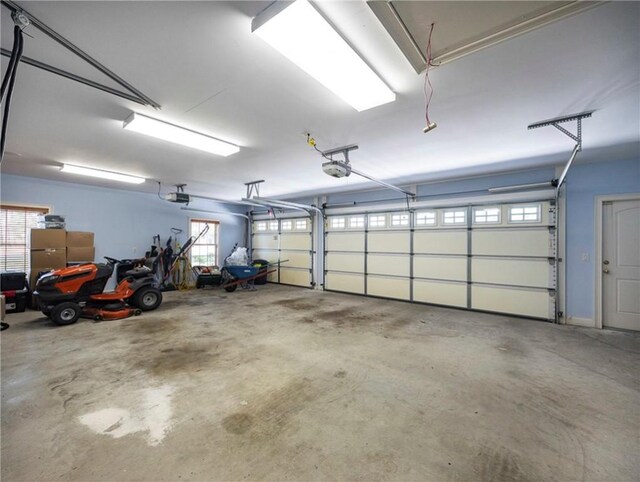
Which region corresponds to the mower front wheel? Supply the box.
[50,302,82,326]
[131,287,162,311]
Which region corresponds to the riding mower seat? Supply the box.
[124,269,152,279]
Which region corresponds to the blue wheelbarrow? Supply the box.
[220,265,277,292]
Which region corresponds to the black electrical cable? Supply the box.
[0,25,24,164]
[0,26,21,102]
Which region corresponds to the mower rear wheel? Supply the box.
[131,287,162,311]
[50,302,82,326]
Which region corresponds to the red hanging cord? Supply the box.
[423,23,436,125]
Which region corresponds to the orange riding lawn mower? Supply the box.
[34,256,162,325]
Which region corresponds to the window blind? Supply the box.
[1,205,49,273]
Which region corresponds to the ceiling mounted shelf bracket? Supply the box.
[1,0,161,109]
[321,144,359,163]
[245,180,265,199]
[527,110,592,151]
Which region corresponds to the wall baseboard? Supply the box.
[567,316,596,328]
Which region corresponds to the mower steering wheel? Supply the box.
[104,256,121,264]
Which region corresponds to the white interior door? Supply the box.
[603,199,640,331]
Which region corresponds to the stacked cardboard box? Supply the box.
[66,231,95,263]
[29,229,67,288]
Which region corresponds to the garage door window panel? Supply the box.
[508,204,541,223]
[442,209,466,225]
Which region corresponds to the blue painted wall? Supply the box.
[4,157,638,321]
[1,174,247,283]
[565,158,640,319]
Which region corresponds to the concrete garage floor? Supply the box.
[1,285,639,481]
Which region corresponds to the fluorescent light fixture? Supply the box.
[123,112,240,157]
[252,0,395,112]
[61,164,145,184]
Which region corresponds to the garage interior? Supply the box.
[1,1,639,481]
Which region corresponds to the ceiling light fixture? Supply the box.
[252,0,396,112]
[123,113,240,157]
[60,164,145,184]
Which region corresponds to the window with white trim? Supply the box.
[281,220,293,231]
[368,214,386,228]
[330,217,346,229]
[1,204,50,273]
[349,216,364,229]
[442,210,466,225]
[474,207,501,224]
[268,221,279,231]
[295,219,307,230]
[391,213,409,226]
[509,204,541,223]
[415,211,436,226]
[255,222,267,232]
[190,219,219,267]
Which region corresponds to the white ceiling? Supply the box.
[1,1,638,200]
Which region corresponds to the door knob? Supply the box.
[603,268,610,274]
[603,260,610,265]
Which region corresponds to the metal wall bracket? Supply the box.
[245,180,265,199]
[322,144,359,163]
[527,110,593,151]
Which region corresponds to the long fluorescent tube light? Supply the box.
[61,164,145,184]
[123,112,239,157]
[252,0,395,112]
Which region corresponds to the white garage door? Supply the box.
[324,200,556,320]
[252,216,313,288]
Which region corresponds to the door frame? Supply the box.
[594,193,640,329]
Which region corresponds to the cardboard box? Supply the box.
[30,229,66,249]
[31,248,67,270]
[67,246,95,262]
[66,231,94,247]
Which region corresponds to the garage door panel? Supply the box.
[280,250,311,269]
[472,229,551,257]
[326,232,365,252]
[280,268,311,287]
[367,275,410,300]
[471,285,552,319]
[253,234,279,250]
[280,233,311,250]
[252,250,279,264]
[413,279,467,307]
[472,258,552,288]
[326,272,365,294]
[368,232,410,253]
[326,252,364,273]
[414,231,467,255]
[414,255,467,281]
[367,254,410,277]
